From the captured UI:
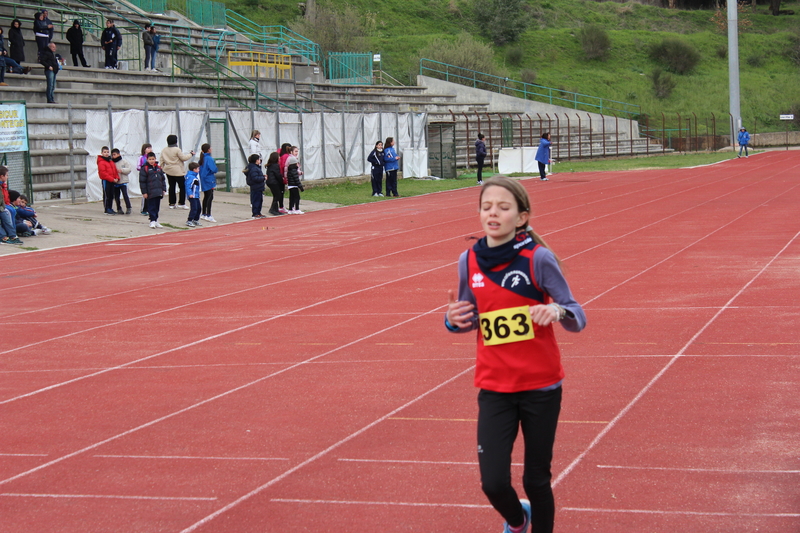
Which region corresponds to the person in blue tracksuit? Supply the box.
[535,132,552,182]
[185,162,202,227]
[383,137,401,197]
[198,143,218,222]
[367,141,385,197]
[737,127,750,158]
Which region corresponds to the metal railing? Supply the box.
[420,58,641,119]
[327,52,371,85]
[228,50,292,78]
[225,11,321,64]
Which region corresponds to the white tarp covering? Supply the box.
[85,109,428,201]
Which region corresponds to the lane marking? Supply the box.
[94,455,290,461]
[0,305,467,491]
[553,227,800,489]
[179,366,475,532]
[270,498,491,509]
[339,458,481,466]
[0,453,48,457]
[597,465,800,474]
[561,507,800,518]
[0,493,216,501]
[387,417,609,424]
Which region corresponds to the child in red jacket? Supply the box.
[97,146,120,215]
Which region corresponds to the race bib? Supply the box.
[479,305,535,346]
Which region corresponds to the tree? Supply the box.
[289,3,374,57]
[474,0,530,46]
[770,0,782,16]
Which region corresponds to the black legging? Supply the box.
[202,189,214,216]
[538,161,547,180]
[288,188,300,211]
[477,387,561,533]
[167,175,186,206]
[267,183,284,212]
[477,155,485,182]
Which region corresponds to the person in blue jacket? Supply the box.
[535,132,552,182]
[198,143,218,222]
[367,140,385,197]
[185,162,202,227]
[737,127,750,158]
[383,137,401,197]
[245,153,266,218]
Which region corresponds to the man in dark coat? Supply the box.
[66,20,89,67]
[39,42,59,104]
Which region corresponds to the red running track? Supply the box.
[1,151,799,532]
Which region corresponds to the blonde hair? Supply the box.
[479,176,562,268]
[250,130,260,139]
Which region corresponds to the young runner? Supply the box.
[445,176,586,533]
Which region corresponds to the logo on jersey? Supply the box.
[501,270,531,289]
[471,273,485,288]
[513,234,533,250]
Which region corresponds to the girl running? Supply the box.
[445,176,586,533]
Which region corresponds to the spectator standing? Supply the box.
[383,137,400,197]
[41,10,54,42]
[0,27,30,75]
[737,127,750,158]
[111,148,132,214]
[198,143,218,222]
[142,23,154,71]
[245,154,266,218]
[66,20,89,68]
[137,143,153,216]
[535,132,552,182]
[0,166,22,245]
[249,130,263,159]
[33,12,49,61]
[97,146,120,215]
[101,19,122,69]
[185,162,202,227]
[285,146,304,214]
[265,152,285,216]
[8,19,25,65]
[139,152,167,228]
[367,141,384,197]
[39,42,59,104]
[150,25,161,71]
[159,134,194,210]
[475,133,487,185]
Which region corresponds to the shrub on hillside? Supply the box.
[289,4,374,57]
[787,33,800,66]
[650,68,676,99]
[577,25,611,61]
[648,37,700,74]
[473,0,530,45]
[746,54,764,67]
[506,47,524,66]
[520,69,537,85]
[418,33,505,76]
[715,45,727,59]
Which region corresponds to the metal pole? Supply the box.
[144,101,150,145]
[484,113,493,172]
[176,103,183,148]
[577,114,582,159]
[461,111,470,171]
[677,113,682,153]
[661,112,666,154]
[68,103,75,203]
[321,112,327,179]
[727,0,742,131]
[692,112,698,152]
[553,114,560,160]
[108,101,114,147]
[361,113,366,176]
[341,112,347,178]
[275,112,281,153]
[587,113,592,159]
[603,114,607,158]
[565,114,571,161]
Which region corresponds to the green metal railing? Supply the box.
[327,52,371,85]
[169,38,304,112]
[225,10,321,64]
[420,58,640,119]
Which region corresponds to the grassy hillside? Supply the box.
[229,0,800,130]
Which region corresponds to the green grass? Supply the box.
[302,175,480,205]
[302,151,743,205]
[228,0,800,131]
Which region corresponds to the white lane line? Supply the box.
[94,455,290,461]
[270,498,491,509]
[597,465,800,474]
[339,458,480,466]
[179,366,475,533]
[0,492,215,501]
[0,453,48,457]
[561,507,800,518]
[552,228,800,489]
[0,303,460,488]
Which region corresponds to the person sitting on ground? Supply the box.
[9,191,51,236]
[0,166,22,245]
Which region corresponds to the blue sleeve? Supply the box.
[445,251,478,333]
[533,247,586,332]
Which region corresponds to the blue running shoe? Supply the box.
[502,499,531,533]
